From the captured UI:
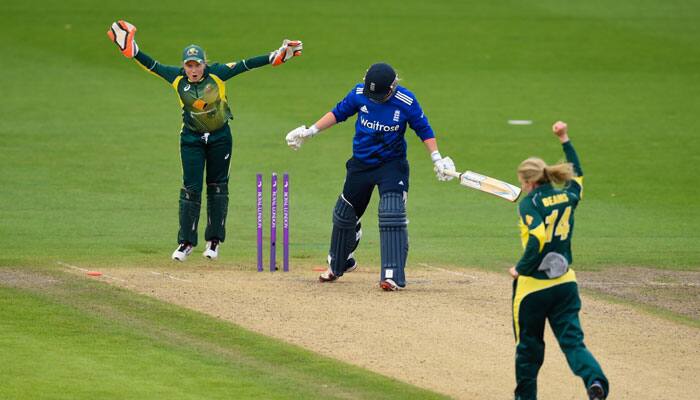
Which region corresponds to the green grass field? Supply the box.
[2,0,699,398]
[0,268,446,399]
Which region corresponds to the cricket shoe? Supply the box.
[172,243,193,261]
[345,253,358,273]
[587,381,606,400]
[203,240,219,260]
[319,268,338,283]
[379,279,403,291]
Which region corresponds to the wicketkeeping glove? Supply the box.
[285,125,318,150]
[433,155,456,181]
[269,39,303,66]
[107,20,139,58]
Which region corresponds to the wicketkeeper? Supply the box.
[285,63,455,290]
[510,121,608,400]
[107,20,302,261]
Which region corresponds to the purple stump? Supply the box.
[283,173,289,272]
[256,174,263,272]
[270,173,277,272]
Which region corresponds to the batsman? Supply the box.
[107,20,302,261]
[285,63,455,290]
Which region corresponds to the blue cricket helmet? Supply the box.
[364,63,398,103]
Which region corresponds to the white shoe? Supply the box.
[319,268,338,282]
[203,240,219,260]
[172,243,193,261]
[380,279,402,291]
[326,253,358,274]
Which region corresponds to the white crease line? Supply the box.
[150,271,191,283]
[582,282,700,288]
[57,261,127,282]
[57,261,89,273]
[418,263,479,280]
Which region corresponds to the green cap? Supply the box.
[182,44,206,63]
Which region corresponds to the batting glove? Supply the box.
[432,152,456,181]
[107,20,139,58]
[286,125,318,150]
[269,39,303,66]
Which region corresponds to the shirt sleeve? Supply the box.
[133,50,182,84]
[209,55,270,81]
[407,98,435,141]
[562,141,584,201]
[331,88,359,123]
[515,201,546,275]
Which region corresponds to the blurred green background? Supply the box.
[2,0,698,270]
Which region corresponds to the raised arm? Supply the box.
[553,121,584,199]
[107,20,182,84]
[211,39,302,81]
[133,50,182,84]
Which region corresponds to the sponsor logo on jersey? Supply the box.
[184,84,191,92]
[359,116,400,132]
[360,105,369,114]
[393,109,401,122]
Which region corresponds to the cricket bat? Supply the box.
[443,170,521,202]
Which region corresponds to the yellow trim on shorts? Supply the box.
[512,269,577,344]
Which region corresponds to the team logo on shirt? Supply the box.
[393,110,401,122]
[360,105,369,114]
[360,116,400,132]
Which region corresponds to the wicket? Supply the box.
[257,172,289,272]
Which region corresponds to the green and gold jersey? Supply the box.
[516,141,584,278]
[134,50,269,133]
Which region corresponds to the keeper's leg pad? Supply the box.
[205,183,229,242]
[178,188,202,246]
[378,191,408,287]
[328,195,358,277]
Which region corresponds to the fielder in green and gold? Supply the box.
[509,122,608,400]
[107,20,302,261]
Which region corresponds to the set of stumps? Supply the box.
[256,173,289,272]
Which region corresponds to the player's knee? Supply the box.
[207,182,228,195]
[378,192,407,228]
[180,188,201,202]
[333,195,357,228]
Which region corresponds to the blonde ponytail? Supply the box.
[518,157,574,185]
[544,163,574,185]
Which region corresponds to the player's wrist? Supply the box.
[558,134,570,144]
[430,150,442,163]
[308,124,320,136]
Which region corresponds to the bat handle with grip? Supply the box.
[442,169,462,179]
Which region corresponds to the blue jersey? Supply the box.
[331,84,434,165]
